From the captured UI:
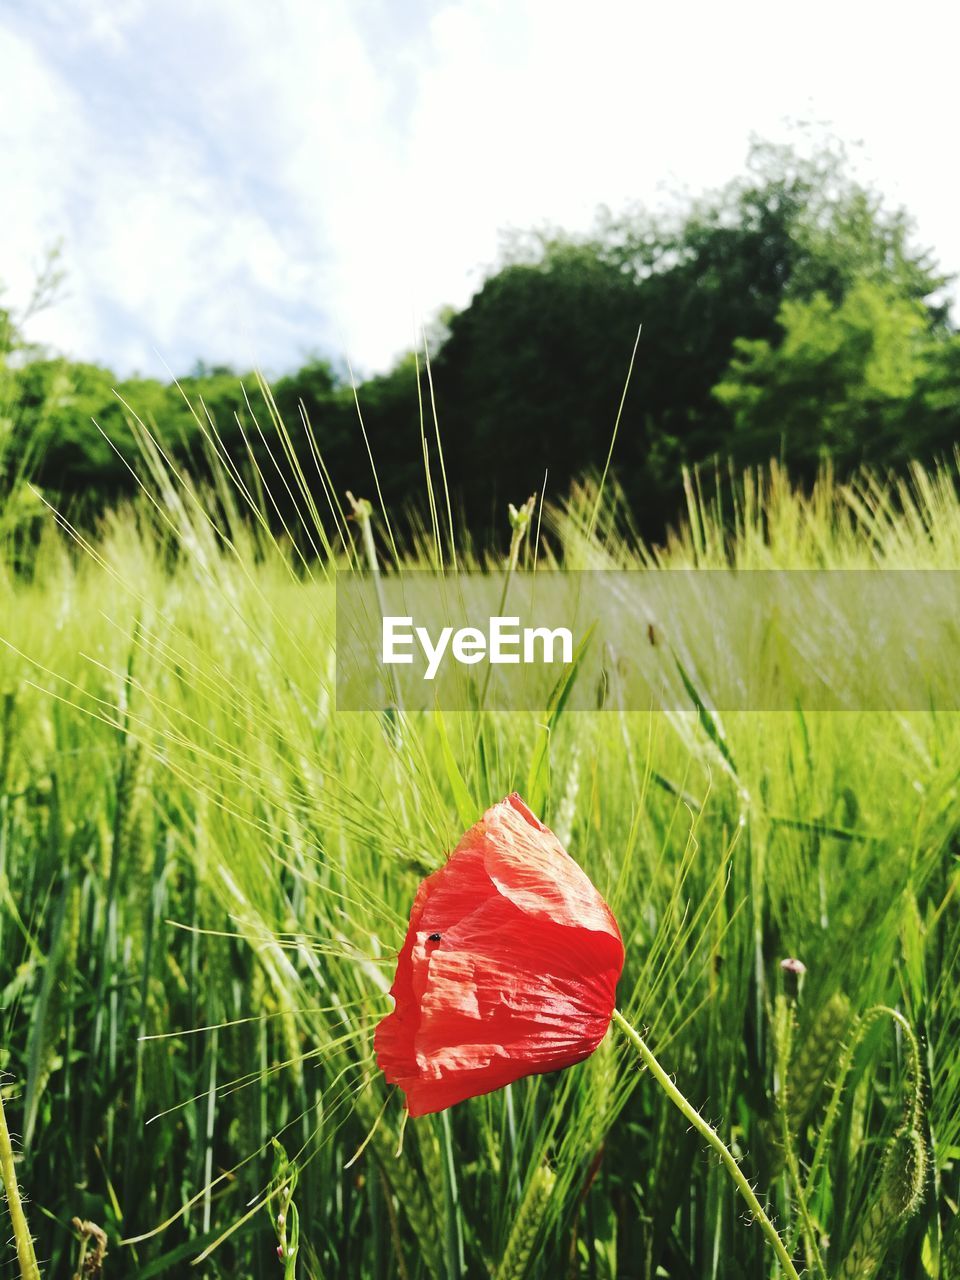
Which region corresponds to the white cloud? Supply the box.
[1,0,958,378]
[0,28,92,342]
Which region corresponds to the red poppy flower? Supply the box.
[374,793,624,1117]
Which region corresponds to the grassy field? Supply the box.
[2,446,960,1278]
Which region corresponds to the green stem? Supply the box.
[773,997,827,1278]
[477,495,535,714]
[0,1082,41,1280]
[612,1010,801,1280]
[439,1110,464,1280]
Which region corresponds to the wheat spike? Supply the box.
[788,992,853,1136]
[494,1163,557,1280]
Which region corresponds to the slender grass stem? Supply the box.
[612,1010,802,1280]
[477,493,536,713]
[0,1083,41,1280]
[439,1111,464,1280]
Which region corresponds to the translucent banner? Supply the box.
[335,570,960,711]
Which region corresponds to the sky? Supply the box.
[1,0,959,380]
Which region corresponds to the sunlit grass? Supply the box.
[1,438,959,1276]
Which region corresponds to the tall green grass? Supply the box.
[1,449,959,1277]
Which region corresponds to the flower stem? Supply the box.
[611,1009,801,1280]
[0,1082,41,1280]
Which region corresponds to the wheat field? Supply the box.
[2,439,960,1278]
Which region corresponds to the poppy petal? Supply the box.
[374,794,624,1117]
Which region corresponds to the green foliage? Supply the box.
[713,279,938,467]
[434,140,956,532]
[5,140,960,545]
[435,243,643,523]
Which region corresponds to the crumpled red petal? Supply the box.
[374,793,625,1116]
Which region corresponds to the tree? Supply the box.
[2,142,957,543]
[712,280,932,470]
[432,139,953,537]
[435,243,644,533]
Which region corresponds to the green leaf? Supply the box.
[525,622,595,819]
[674,652,738,778]
[434,711,478,830]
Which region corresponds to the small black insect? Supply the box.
[427,932,442,942]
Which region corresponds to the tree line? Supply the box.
[3,141,959,546]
